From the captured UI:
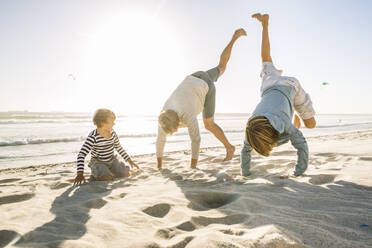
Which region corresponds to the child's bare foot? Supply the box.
[97,174,114,181]
[252,13,269,24]
[223,145,235,161]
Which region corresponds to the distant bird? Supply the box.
[321,82,329,86]
[68,74,76,81]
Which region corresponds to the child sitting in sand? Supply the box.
[73,109,139,185]
[241,13,316,177]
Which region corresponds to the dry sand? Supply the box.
[1,130,372,248]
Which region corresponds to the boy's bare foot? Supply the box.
[97,174,114,181]
[252,13,269,24]
[223,145,235,161]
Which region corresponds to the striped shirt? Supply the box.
[77,129,130,172]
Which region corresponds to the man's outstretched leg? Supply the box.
[202,29,246,161]
[203,117,235,161]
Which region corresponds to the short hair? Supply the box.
[93,109,116,128]
[246,116,279,157]
[158,110,180,134]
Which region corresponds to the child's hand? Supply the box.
[129,160,140,170]
[73,172,86,186]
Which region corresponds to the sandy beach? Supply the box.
[1,130,372,248]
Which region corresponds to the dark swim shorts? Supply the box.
[191,66,220,119]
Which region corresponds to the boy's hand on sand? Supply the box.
[73,172,86,186]
[233,28,247,39]
[294,114,301,129]
[129,160,140,170]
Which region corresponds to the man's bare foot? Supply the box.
[294,114,301,129]
[252,13,269,24]
[223,145,235,161]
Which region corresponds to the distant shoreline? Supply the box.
[2,129,371,173]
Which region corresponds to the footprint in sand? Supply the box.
[219,229,245,236]
[146,167,158,173]
[185,191,240,211]
[176,221,196,231]
[309,174,337,185]
[42,176,62,181]
[142,203,171,218]
[136,174,149,180]
[0,178,21,184]
[155,228,178,239]
[314,152,340,162]
[170,237,194,248]
[107,193,127,200]
[49,182,71,190]
[173,214,248,233]
[309,158,323,166]
[82,199,107,209]
[192,172,204,178]
[0,193,35,205]
[163,156,178,161]
[169,174,183,181]
[359,156,372,161]
[151,237,193,248]
[198,157,208,163]
[191,214,249,226]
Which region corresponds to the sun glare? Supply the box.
[81,13,184,114]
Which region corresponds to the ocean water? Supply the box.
[1,112,372,170]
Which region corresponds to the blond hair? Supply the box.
[246,116,279,157]
[158,110,180,134]
[93,109,116,128]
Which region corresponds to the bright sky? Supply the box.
[1,0,371,115]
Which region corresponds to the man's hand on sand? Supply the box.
[73,172,86,186]
[233,28,247,39]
